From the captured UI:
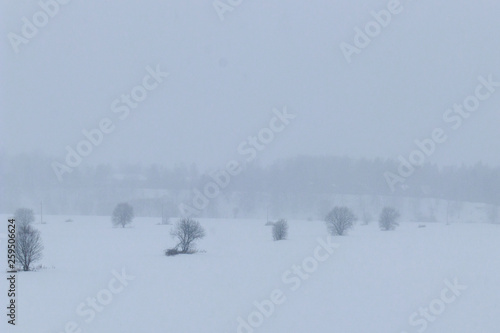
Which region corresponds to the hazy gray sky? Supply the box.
[2,0,500,168]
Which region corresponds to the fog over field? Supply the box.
[1,1,499,332]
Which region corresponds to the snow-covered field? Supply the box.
[1,215,499,333]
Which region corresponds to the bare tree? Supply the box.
[379,207,400,231]
[15,225,44,271]
[272,219,288,241]
[168,218,205,254]
[14,208,35,227]
[325,206,357,236]
[112,203,134,228]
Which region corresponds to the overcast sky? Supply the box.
[2,0,500,169]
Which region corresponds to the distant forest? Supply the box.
[1,153,499,220]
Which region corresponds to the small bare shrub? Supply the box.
[325,206,357,236]
[112,203,134,228]
[379,207,400,231]
[272,219,288,241]
[168,218,206,254]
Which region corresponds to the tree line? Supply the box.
[2,153,499,217]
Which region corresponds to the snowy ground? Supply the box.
[1,215,499,333]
